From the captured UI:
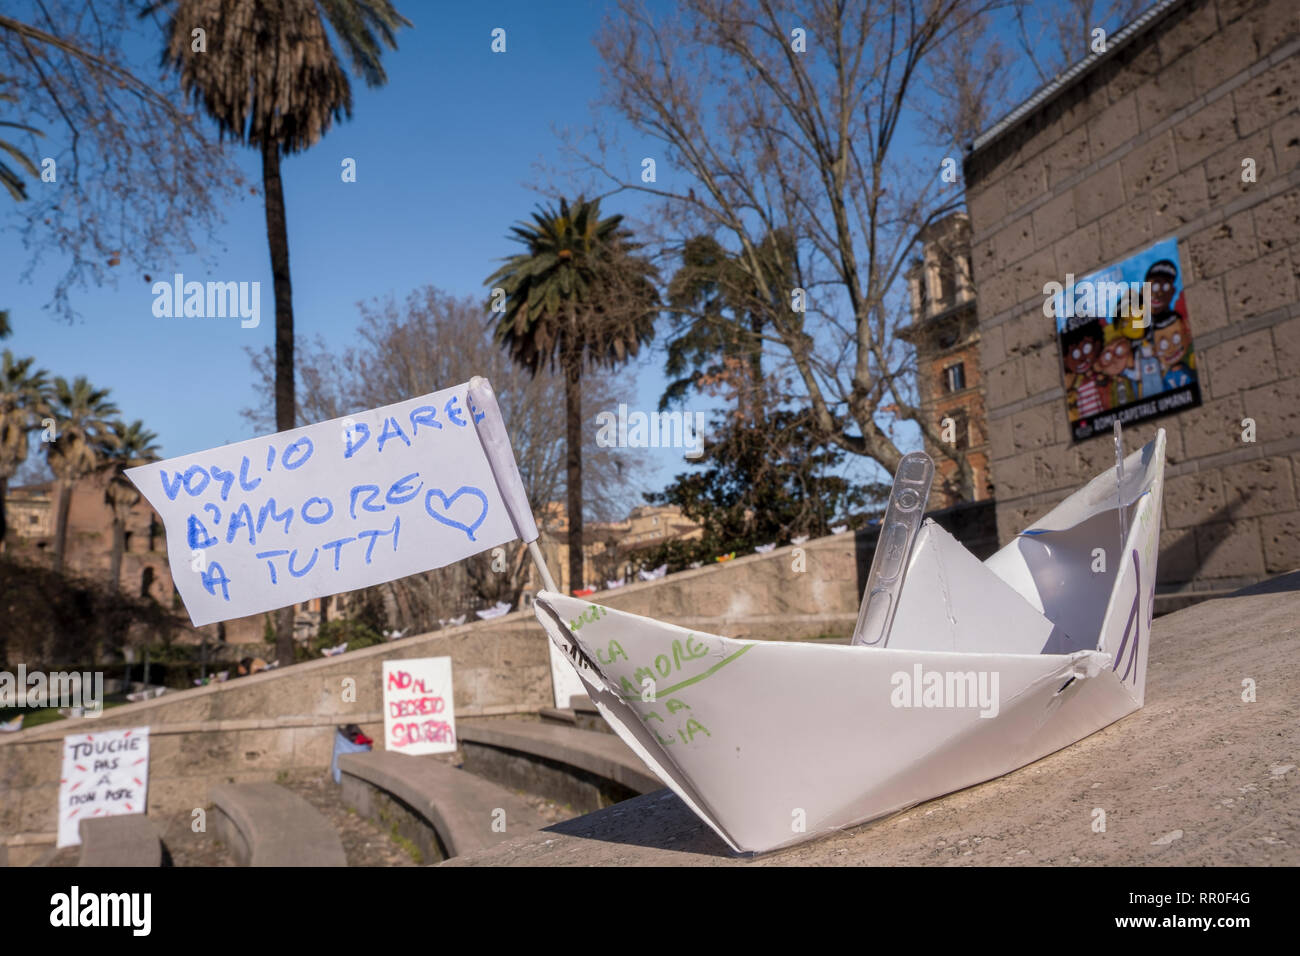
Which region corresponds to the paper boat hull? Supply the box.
[533,432,1166,853]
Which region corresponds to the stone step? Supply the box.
[210,782,346,867]
[538,703,615,734]
[77,815,163,867]
[337,751,548,861]
[458,719,659,812]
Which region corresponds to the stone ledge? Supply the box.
[77,814,162,867]
[210,781,345,867]
[459,719,660,812]
[339,751,546,858]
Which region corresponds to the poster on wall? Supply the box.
[56,727,151,847]
[382,657,456,756]
[1050,236,1201,442]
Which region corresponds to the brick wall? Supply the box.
[964,0,1300,596]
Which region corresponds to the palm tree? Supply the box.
[150,0,409,664]
[1,349,50,546]
[486,197,659,593]
[102,420,161,594]
[0,87,41,201]
[45,376,118,572]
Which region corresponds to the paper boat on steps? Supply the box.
[533,430,1166,854]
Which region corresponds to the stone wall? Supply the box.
[964,0,1300,598]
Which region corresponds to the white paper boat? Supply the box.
[533,430,1166,854]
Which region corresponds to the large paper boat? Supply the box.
[532,429,1166,854]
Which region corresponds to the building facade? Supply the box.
[964,0,1299,602]
[901,213,994,507]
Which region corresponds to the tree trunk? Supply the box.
[109,513,125,594]
[53,479,72,573]
[564,358,584,594]
[0,473,8,549]
[261,139,298,667]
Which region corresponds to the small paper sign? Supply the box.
[57,727,151,848]
[383,657,456,755]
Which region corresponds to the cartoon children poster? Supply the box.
[1053,237,1202,442]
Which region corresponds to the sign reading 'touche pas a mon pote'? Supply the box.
[128,384,517,626]
[57,727,151,848]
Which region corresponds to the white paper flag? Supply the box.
[128,383,516,626]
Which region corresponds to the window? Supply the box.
[942,362,966,393]
[28,514,38,525]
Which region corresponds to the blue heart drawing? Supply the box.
[424,486,489,541]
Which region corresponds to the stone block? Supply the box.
[1042,125,1092,191]
[1120,131,1179,195]
[1004,308,1056,356]
[1107,44,1164,102]
[1252,0,1300,56]
[993,216,1037,270]
[1222,456,1298,517]
[1178,394,1247,458]
[20,784,59,833]
[1164,470,1227,529]
[992,449,1041,499]
[1173,94,1239,169]
[1253,187,1300,255]
[1134,56,1197,131]
[967,182,1007,233]
[980,320,1007,369]
[1243,376,1300,444]
[1192,15,1259,98]
[232,728,297,772]
[1185,213,1259,281]
[1158,0,1221,64]
[1194,518,1265,578]
[1006,246,1058,312]
[1223,248,1297,322]
[1073,162,1127,226]
[1149,165,1210,232]
[989,413,1016,461]
[1183,276,1231,334]
[0,786,20,834]
[1216,0,1266,26]
[291,726,336,768]
[1088,93,1141,163]
[973,235,998,286]
[986,357,1029,409]
[1204,328,1279,392]
[1097,192,1153,264]
[1271,314,1300,373]
[1053,221,1104,278]
[1270,110,1300,175]
[1010,403,1058,453]
[1233,56,1300,138]
[1024,344,1063,396]
[1032,192,1077,248]
[473,665,552,710]
[1004,161,1050,217]
[1259,511,1300,573]
[1204,129,1273,206]
[1056,80,1110,138]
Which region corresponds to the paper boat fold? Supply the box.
[533,430,1166,853]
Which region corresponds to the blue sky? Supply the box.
[2,0,1085,500]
